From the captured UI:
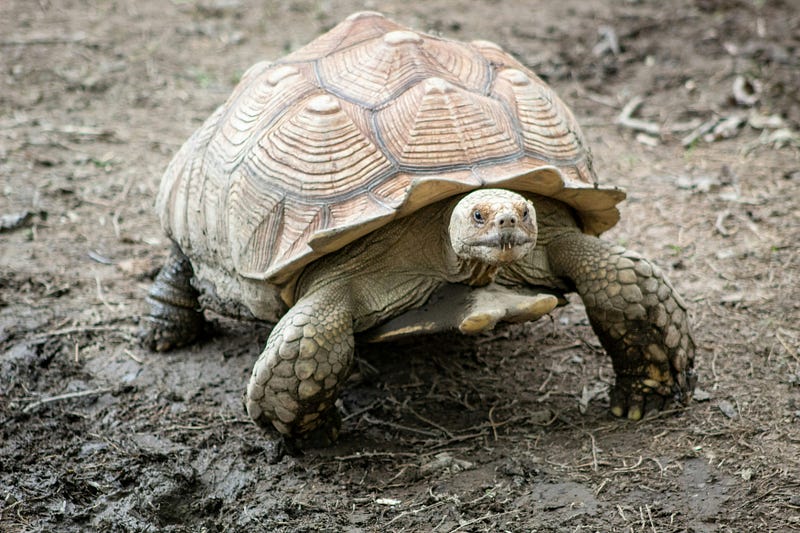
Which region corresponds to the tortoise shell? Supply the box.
[157,11,625,286]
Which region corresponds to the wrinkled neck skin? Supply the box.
[356,199,517,288]
[296,198,491,290]
[293,197,524,332]
[443,216,506,287]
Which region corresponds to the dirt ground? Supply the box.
[1,0,799,531]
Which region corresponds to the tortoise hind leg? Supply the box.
[140,244,206,352]
[546,231,696,420]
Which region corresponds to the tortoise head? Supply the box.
[449,189,538,266]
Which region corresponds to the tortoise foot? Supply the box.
[246,288,354,443]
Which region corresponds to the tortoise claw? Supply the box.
[283,410,342,453]
[610,374,686,420]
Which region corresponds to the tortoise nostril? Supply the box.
[497,215,517,227]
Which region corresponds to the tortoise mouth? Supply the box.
[463,232,535,250]
[461,230,536,265]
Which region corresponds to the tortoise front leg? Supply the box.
[141,244,206,351]
[547,232,696,420]
[245,287,355,447]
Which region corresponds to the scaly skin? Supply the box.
[245,285,355,446]
[546,231,696,419]
[141,245,206,352]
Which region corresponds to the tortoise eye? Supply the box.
[473,210,484,225]
[522,207,529,220]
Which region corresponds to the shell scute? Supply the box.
[250,94,391,196]
[316,29,490,108]
[282,12,404,62]
[375,77,521,169]
[492,68,586,168]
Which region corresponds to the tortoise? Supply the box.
[142,11,696,445]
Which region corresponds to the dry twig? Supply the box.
[681,118,719,146]
[30,323,132,343]
[0,32,87,46]
[406,405,454,439]
[616,97,661,137]
[334,451,418,461]
[22,387,114,413]
[362,414,439,437]
[715,210,732,236]
[449,510,516,533]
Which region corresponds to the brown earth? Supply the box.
[1,0,799,531]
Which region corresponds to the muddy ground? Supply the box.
[1,0,799,531]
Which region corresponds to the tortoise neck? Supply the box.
[438,196,500,286]
[460,259,501,286]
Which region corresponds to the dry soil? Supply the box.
[1,0,799,531]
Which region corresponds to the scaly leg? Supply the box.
[547,232,696,419]
[141,245,206,352]
[245,286,355,447]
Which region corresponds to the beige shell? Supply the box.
[157,11,625,286]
